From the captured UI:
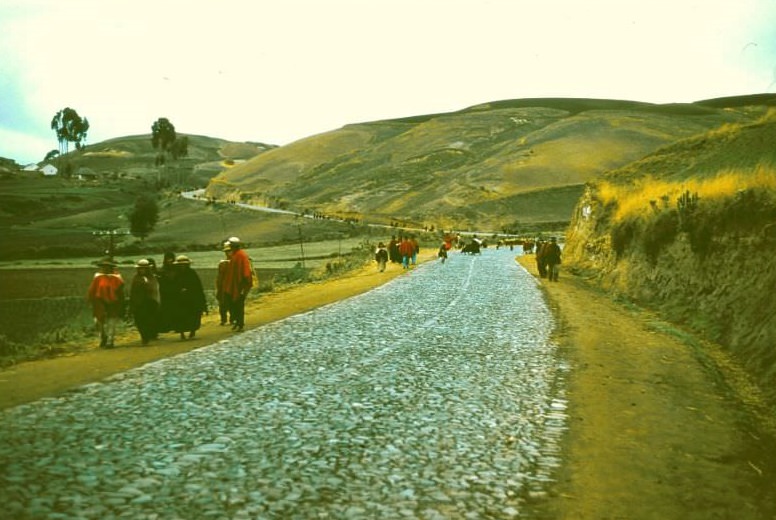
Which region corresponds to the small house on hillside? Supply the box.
[75,167,97,181]
[40,164,58,176]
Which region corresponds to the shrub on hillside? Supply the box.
[610,218,636,258]
[717,188,776,233]
[642,210,679,265]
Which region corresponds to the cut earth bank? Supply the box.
[1,253,774,519]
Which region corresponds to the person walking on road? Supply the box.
[375,242,388,272]
[87,257,125,348]
[410,235,419,266]
[223,237,254,332]
[129,258,160,345]
[216,241,233,326]
[399,236,414,270]
[157,251,177,334]
[437,243,449,263]
[170,255,207,340]
[388,235,401,264]
[535,239,548,278]
[544,237,562,282]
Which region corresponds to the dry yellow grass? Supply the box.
[598,162,776,222]
[756,106,776,124]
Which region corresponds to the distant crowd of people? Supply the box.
[86,236,254,349]
[374,233,466,271]
[379,235,421,270]
[373,232,562,283]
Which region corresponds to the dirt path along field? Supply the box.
[517,256,775,520]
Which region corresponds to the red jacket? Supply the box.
[88,273,124,304]
[223,249,253,298]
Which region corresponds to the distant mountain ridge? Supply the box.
[204,95,775,232]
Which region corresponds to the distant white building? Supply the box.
[40,164,58,176]
[23,164,39,172]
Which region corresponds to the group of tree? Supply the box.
[47,109,191,240]
[48,107,89,177]
[151,117,188,165]
[48,109,188,166]
[50,107,90,157]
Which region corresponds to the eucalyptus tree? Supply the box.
[151,118,190,186]
[151,117,177,167]
[50,107,89,156]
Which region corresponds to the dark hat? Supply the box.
[98,257,117,267]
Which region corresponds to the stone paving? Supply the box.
[0,249,567,519]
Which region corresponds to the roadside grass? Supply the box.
[598,163,776,223]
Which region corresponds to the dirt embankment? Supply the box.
[564,186,776,410]
[2,255,774,518]
[517,255,775,519]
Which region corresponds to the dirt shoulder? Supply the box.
[517,256,775,519]
[0,261,411,410]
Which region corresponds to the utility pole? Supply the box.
[297,223,306,268]
[92,229,131,260]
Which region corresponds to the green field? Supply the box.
[0,237,372,270]
[0,237,381,364]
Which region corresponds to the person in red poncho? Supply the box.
[87,257,125,348]
[223,237,254,332]
[399,236,414,270]
[216,241,233,326]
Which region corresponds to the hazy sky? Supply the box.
[2,0,775,164]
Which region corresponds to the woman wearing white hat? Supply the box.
[86,257,125,348]
[170,255,207,340]
[129,259,160,345]
[223,237,254,332]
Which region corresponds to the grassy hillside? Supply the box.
[2,95,774,260]
[564,106,776,408]
[0,134,275,259]
[205,97,766,231]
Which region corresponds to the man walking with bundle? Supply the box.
[223,237,254,332]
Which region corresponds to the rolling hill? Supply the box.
[204,96,772,232]
[1,95,774,260]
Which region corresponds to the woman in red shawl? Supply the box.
[87,257,125,348]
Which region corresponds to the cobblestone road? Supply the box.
[0,249,567,519]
